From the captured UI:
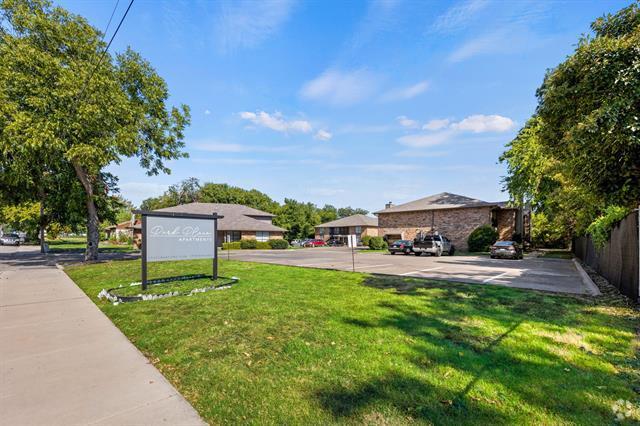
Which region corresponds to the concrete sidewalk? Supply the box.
[0,246,205,425]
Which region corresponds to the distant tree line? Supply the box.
[500,3,640,247]
[141,178,369,241]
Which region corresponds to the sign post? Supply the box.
[348,234,357,272]
[134,210,222,290]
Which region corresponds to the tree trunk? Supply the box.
[72,162,99,261]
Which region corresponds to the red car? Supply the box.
[304,239,326,247]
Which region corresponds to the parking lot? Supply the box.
[226,247,595,295]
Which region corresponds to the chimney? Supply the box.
[385,201,394,210]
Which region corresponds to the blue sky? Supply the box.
[58,0,629,211]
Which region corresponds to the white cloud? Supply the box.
[423,119,450,131]
[214,0,295,52]
[397,114,514,148]
[381,81,430,102]
[451,114,515,133]
[314,129,332,141]
[431,0,489,34]
[397,130,456,148]
[300,68,379,106]
[347,0,402,50]
[239,111,312,134]
[396,115,419,128]
[448,30,511,62]
[204,109,211,115]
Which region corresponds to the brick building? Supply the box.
[314,214,379,245]
[375,192,529,251]
[156,203,285,245]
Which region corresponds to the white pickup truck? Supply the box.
[412,234,455,256]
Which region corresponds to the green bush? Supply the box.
[256,241,271,249]
[368,236,388,250]
[586,205,630,248]
[240,239,258,249]
[222,241,242,250]
[361,235,372,247]
[467,225,499,252]
[117,233,129,243]
[269,239,289,249]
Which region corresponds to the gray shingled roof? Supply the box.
[375,192,502,214]
[155,203,285,232]
[315,214,378,228]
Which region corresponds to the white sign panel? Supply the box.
[146,216,215,262]
[347,234,358,248]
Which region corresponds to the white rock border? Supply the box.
[98,276,239,305]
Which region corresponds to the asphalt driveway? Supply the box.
[225,247,595,295]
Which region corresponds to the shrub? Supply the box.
[368,236,388,250]
[361,235,372,247]
[586,205,630,248]
[256,241,271,249]
[222,241,242,250]
[240,239,257,249]
[269,239,289,249]
[467,225,498,252]
[118,233,129,243]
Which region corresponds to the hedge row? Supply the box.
[222,239,290,250]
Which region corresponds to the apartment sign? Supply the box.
[146,216,216,262]
[133,210,223,290]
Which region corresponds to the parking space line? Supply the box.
[354,264,393,270]
[483,271,511,283]
[399,267,444,276]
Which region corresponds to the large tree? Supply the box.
[501,3,639,239]
[0,0,189,260]
[535,3,640,207]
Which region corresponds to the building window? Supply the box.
[256,231,270,242]
[227,231,241,242]
[355,226,362,234]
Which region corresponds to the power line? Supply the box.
[76,0,135,103]
[101,0,121,43]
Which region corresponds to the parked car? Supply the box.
[388,239,413,255]
[290,239,305,247]
[326,238,345,247]
[0,233,21,246]
[304,239,326,247]
[412,234,454,256]
[490,241,523,259]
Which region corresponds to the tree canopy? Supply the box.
[0,0,190,259]
[500,3,639,243]
[141,178,371,240]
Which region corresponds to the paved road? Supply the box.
[0,245,204,425]
[225,247,594,295]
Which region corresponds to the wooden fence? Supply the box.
[573,209,639,302]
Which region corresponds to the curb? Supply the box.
[572,258,601,296]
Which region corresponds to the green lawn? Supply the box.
[47,237,136,253]
[65,259,639,425]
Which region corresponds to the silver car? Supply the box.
[0,233,21,246]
